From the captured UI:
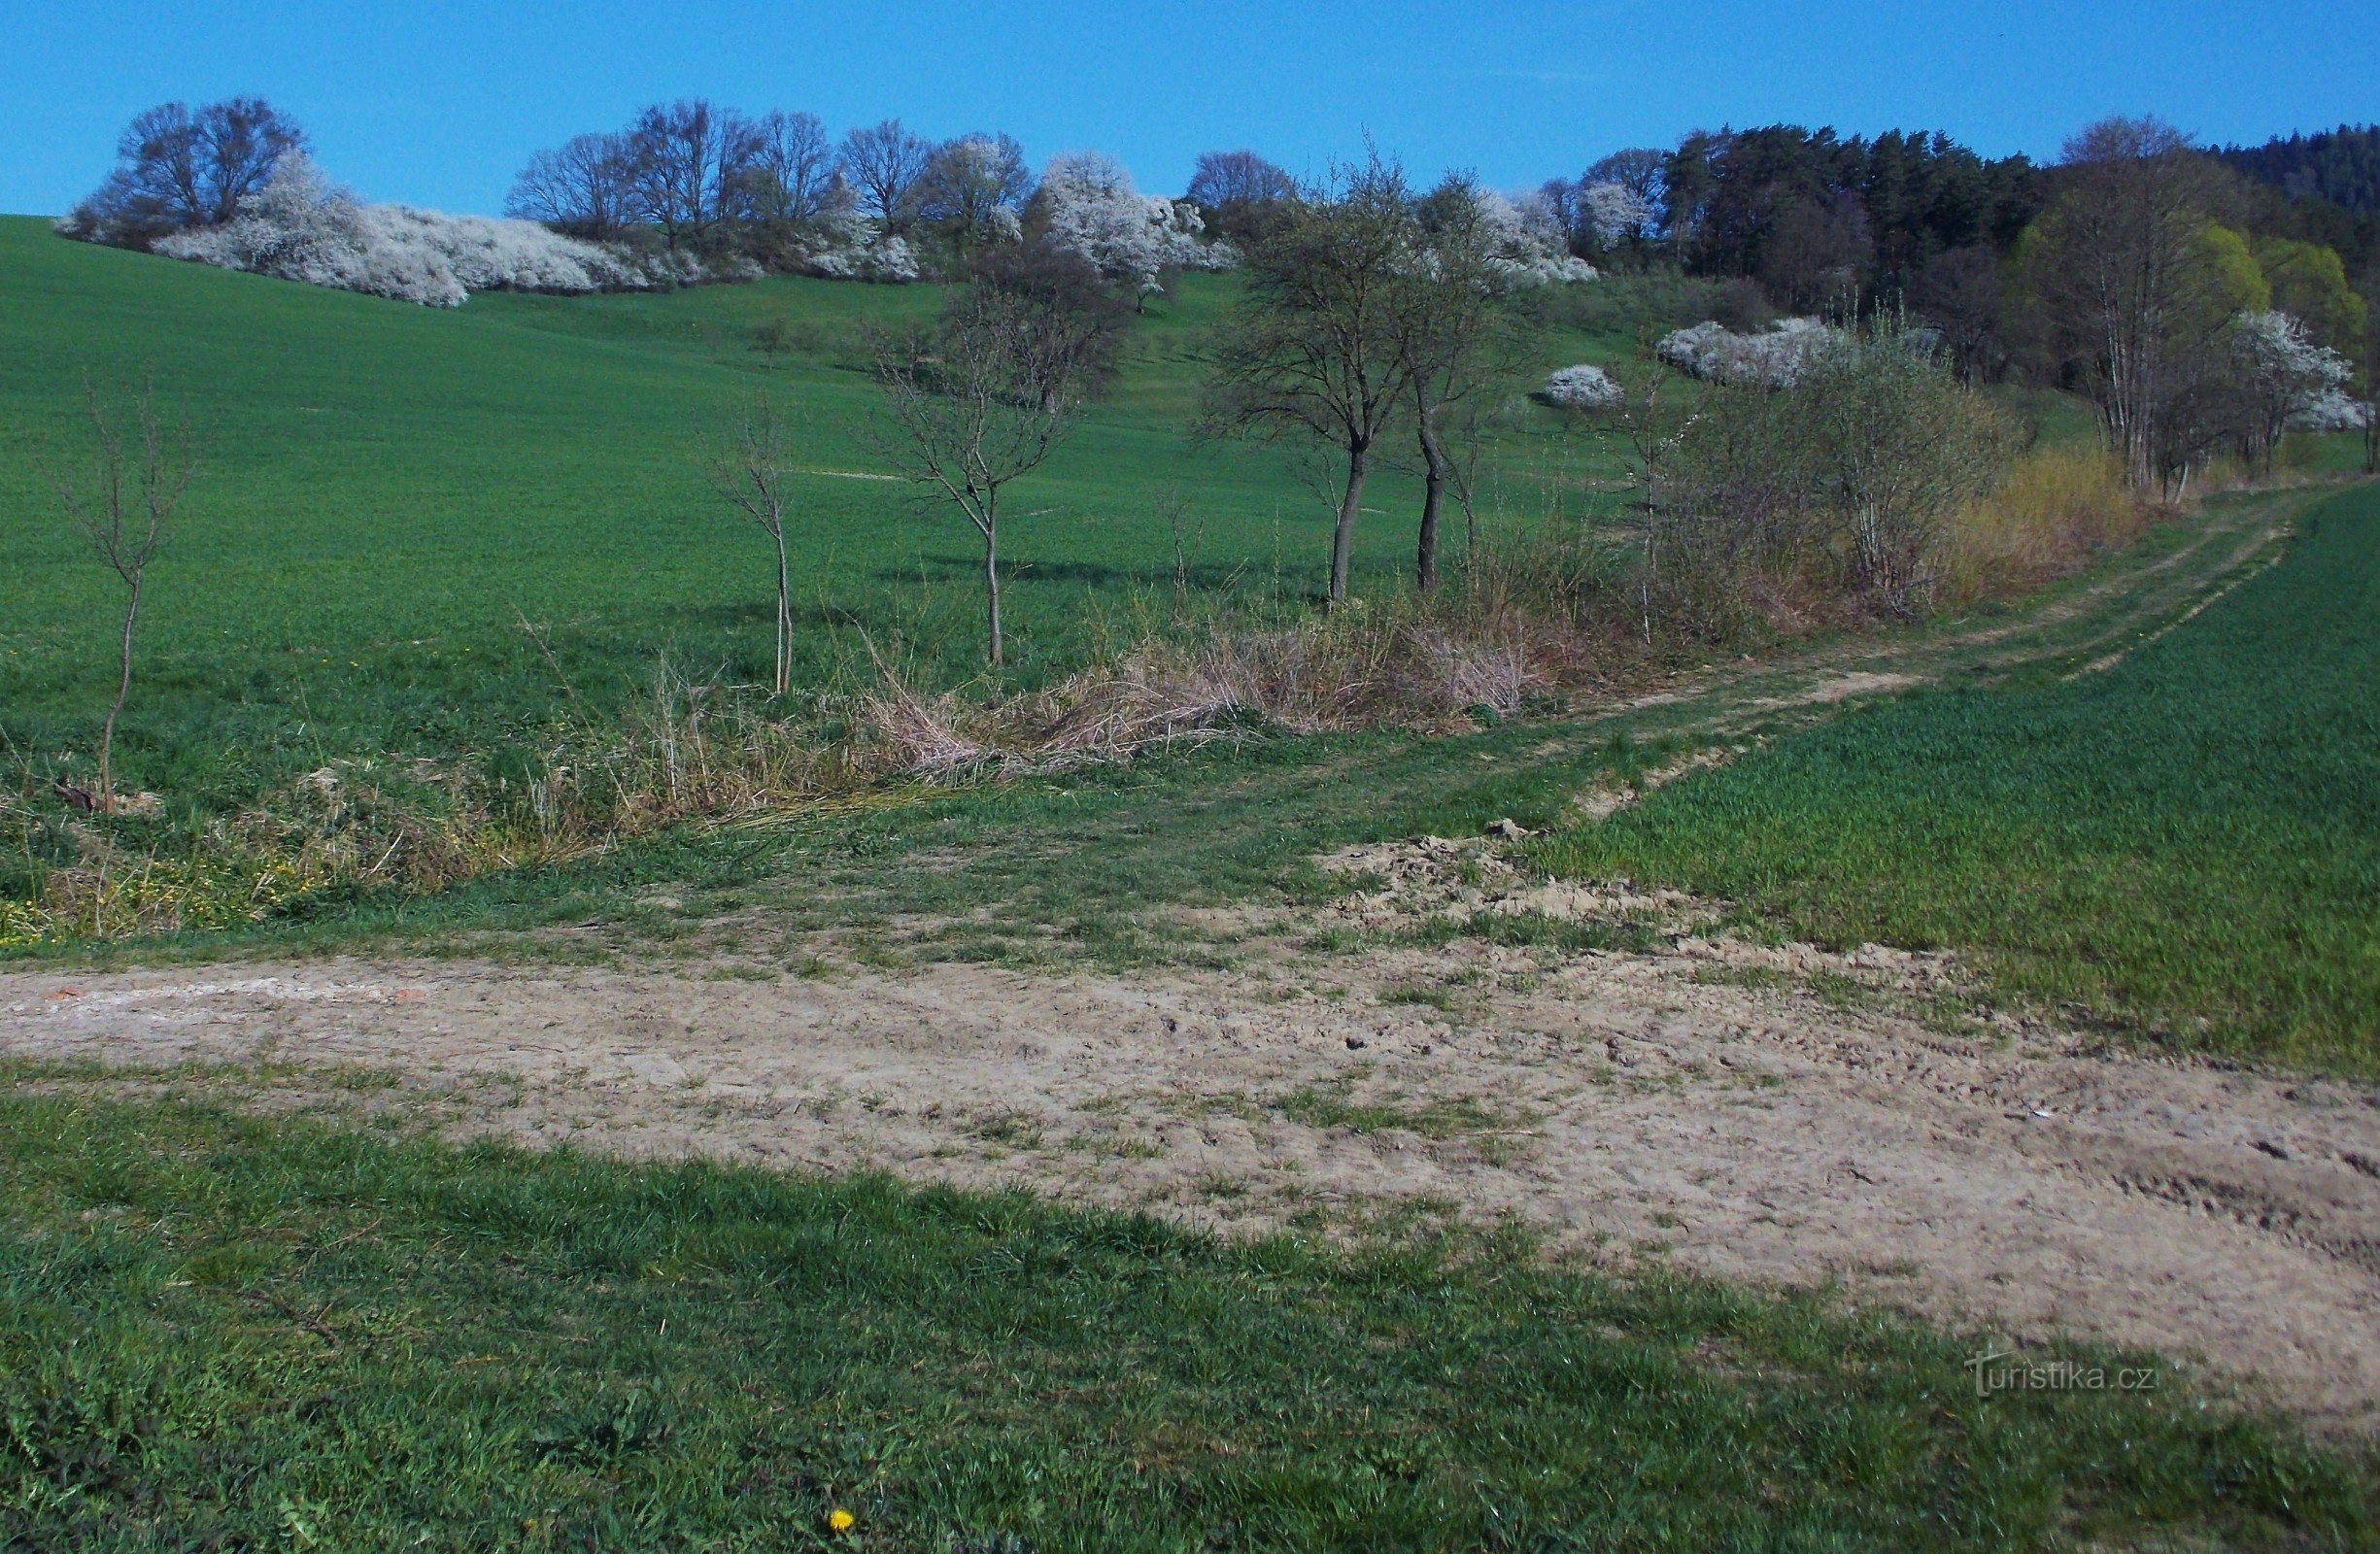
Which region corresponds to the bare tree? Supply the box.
[840,119,933,231]
[1187,150,1296,245]
[48,375,197,813]
[707,390,799,695]
[1204,154,1417,604]
[735,110,841,228]
[867,303,1080,665]
[628,99,756,249]
[1399,173,1535,591]
[2018,118,2239,490]
[61,98,305,248]
[507,132,638,239]
[1592,361,1698,642]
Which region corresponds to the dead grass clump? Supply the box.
[1940,446,2150,604]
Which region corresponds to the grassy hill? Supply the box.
[0,218,1603,794]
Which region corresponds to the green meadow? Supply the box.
[0,214,1603,806]
[2,1088,2367,1551]
[1541,482,2380,1072]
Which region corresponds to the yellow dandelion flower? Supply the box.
[828,1507,855,1533]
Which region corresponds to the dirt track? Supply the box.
[7,887,2377,1433]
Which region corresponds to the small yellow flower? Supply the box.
[828,1507,855,1534]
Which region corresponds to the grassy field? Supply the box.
[1541,482,2380,1072]
[3,1088,2369,1552]
[0,216,1606,795]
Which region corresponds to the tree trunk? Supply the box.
[983,517,1003,667]
[1330,443,1369,605]
[100,575,142,813]
[1415,412,1447,593]
[772,530,793,696]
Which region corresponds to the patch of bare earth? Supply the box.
[6,842,2378,1436]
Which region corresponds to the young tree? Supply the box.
[61,97,305,248]
[707,390,799,695]
[1204,155,1418,604]
[1593,362,1699,642]
[840,119,933,230]
[48,375,197,813]
[867,301,1080,665]
[1398,174,1535,591]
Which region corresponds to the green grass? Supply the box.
[1541,482,2380,1071]
[0,217,1612,816]
[4,1089,2370,1550]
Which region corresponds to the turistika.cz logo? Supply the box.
[1966,1349,2159,1398]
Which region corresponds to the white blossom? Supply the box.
[1475,190,1597,286]
[1037,152,1237,287]
[2231,309,2362,430]
[1581,181,1653,246]
[152,152,704,305]
[1656,317,1838,388]
[1542,363,1623,410]
[796,213,919,282]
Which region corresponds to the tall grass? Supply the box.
[1939,446,2150,604]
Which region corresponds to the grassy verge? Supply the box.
[4,1091,2371,1550]
[1540,482,2380,1072]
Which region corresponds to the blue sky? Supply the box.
[4,1,2373,216]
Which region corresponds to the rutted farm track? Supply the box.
[7,484,2377,1431]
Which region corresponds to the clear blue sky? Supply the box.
[4,0,2373,217]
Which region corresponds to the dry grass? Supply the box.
[1939,446,2150,605]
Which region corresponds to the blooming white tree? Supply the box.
[2231,310,2362,452]
[1656,318,1838,388]
[1475,190,1596,285]
[1542,363,1622,409]
[1581,181,1654,247]
[1037,152,1234,289]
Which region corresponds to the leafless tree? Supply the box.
[628,99,756,249]
[707,390,799,695]
[735,110,842,228]
[62,98,305,248]
[1910,245,2005,383]
[48,375,197,813]
[2018,117,2238,490]
[1204,154,1418,604]
[506,132,637,239]
[1593,361,1698,642]
[1399,173,1535,591]
[840,118,933,230]
[1187,150,1296,245]
[867,303,1080,665]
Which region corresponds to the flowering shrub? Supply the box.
[152,152,720,306]
[1657,317,1837,388]
[796,214,920,282]
[1542,363,1622,409]
[1037,152,1236,287]
[1479,191,1597,285]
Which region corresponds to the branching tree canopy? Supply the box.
[628,99,756,250]
[841,118,934,230]
[1188,150,1297,246]
[1204,155,1419,604]
[912,134,1033,256]
[506,133,637,240]
[867,300,1081,665]
[62,98,305,248]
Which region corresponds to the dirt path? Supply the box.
[7,904,2377,1433]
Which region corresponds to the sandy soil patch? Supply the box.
[6,920,2377,1433]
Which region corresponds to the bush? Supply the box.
[148,154,704,306]
[1542,363,1621,409]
